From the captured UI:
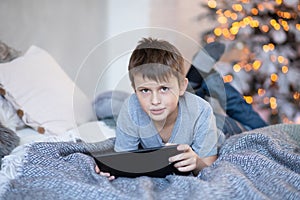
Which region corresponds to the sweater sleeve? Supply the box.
[191,102,221,157]
[114,96,140,152]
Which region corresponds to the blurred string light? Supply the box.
[252,60,261,70]
[223,74,233,83]
[206,0,299,40]
[258,88,266,96]
[204,0,300,124]
[270,73,278,82]
[281,65,288,73]
[207,0,217,8]
[244,96,253,104]
[270,97,277,109]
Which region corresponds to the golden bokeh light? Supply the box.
[233,64,241,72]
[214,27,222,36]
[244,96,253,104]
[224,10,231,18]
[294,92,300,100]
[277,56,285,63]
[253,60,261,70]
[282,66,288,73]
[222,28,230,37]
[250,20,260,27]
[206,37,215,43]
[268,43,275,50]
[231,13,238,20]
[223,74,233,83]
[218,16,228,24]
[270,97,277,104]
[208,0,217,8]
[263,44,270,52]
[230,26,239,35]
[258,88,266,96]
[251,8,258,15]
[270,73,278,82]
[270,97,277,109]
[232,4,243,12]
[261,25,269,32]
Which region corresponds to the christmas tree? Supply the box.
[201,0,300,124]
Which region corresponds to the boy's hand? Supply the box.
[168,144,216,176]
[95,165,115,181]
[168,144,200,172]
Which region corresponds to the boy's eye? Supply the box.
[160,87,169,92]
[140,89,149,93]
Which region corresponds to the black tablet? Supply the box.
[90,144,190,178]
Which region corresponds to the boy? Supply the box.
[96,37,224,180]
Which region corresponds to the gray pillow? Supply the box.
[93,90,130,120]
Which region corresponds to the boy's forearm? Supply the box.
[193,155,217,176]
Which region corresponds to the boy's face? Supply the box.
[133,73,188,123]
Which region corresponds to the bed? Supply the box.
[0,41,300,199]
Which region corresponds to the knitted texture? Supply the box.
[2,124,300,200]
[0,124,19,167]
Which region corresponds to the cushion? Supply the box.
[0,46,96,135]
[93,90,130,120]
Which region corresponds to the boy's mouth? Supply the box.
[150,108,165,115]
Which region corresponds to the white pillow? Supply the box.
[0,46,96,135]
[16,127,78,145]
[67,121,116,143]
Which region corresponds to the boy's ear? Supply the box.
[179,78,188,96]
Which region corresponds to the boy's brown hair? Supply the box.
[128,37,185,88]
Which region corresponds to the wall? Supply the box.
[0,0,210,97]
[90,0,211,94]
[0,0,107,79]
[150,0,212,61]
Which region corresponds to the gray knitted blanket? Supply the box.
[2,124,300,200]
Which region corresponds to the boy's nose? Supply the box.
[151,93,161,105]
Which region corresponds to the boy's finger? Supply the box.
[100,172,111,177]
[169,152,186,163]
[95,165,100,173]
[177,144,190,152]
